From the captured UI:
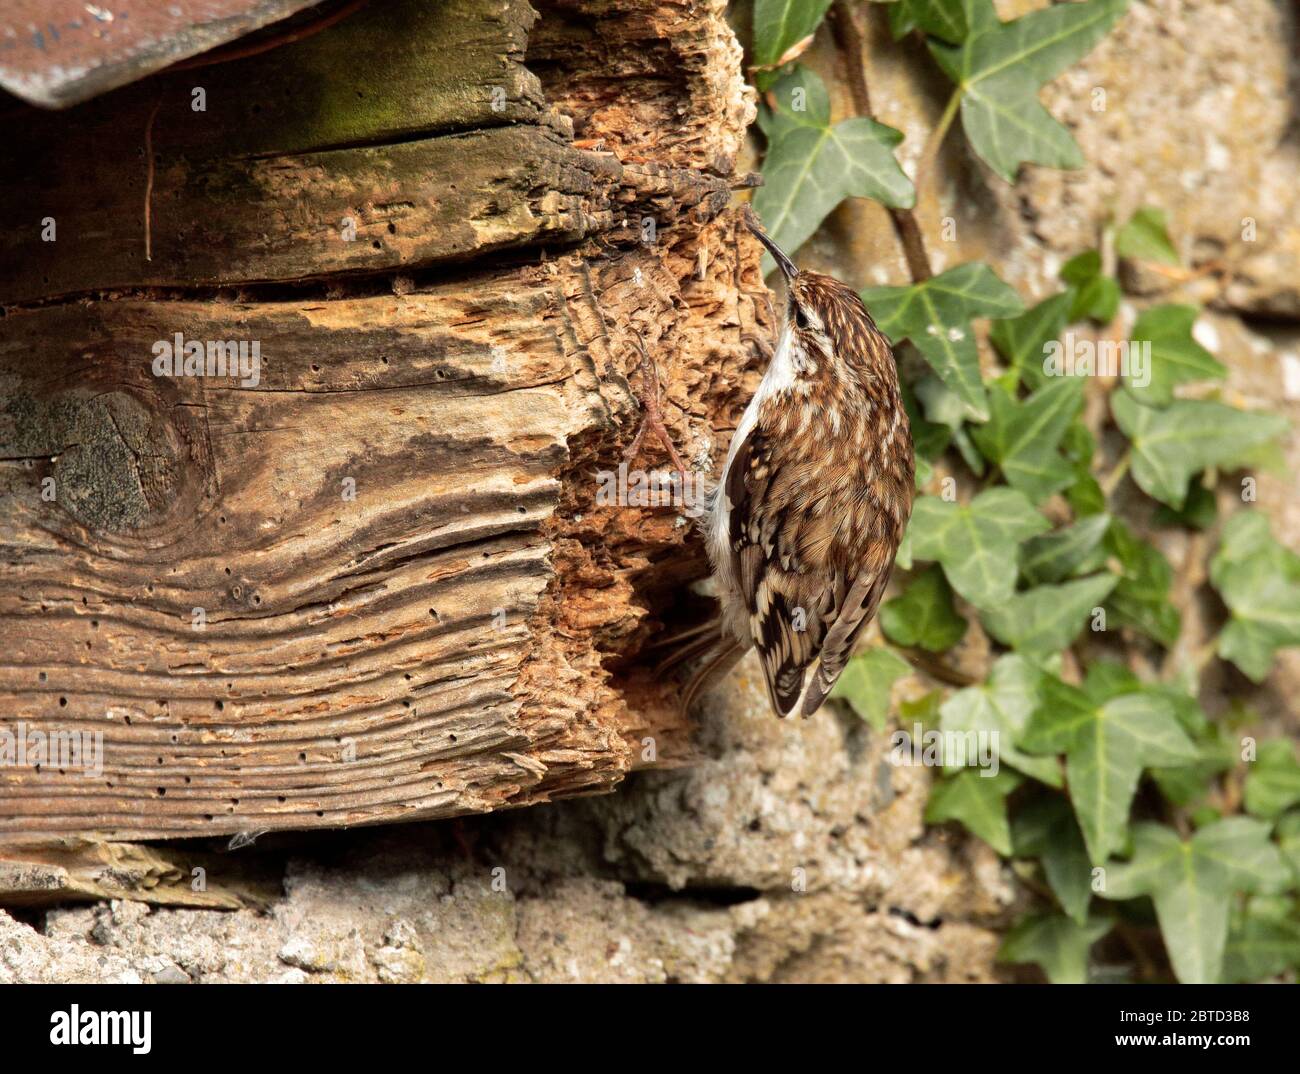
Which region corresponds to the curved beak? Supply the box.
[746,215,799,282]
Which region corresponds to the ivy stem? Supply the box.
[1190,638,1220,674]
[827,1,932,283]
[913,87,962,199]
[1098,449,1131,497]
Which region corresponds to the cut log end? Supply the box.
[0,0,767,840]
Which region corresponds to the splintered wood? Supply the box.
[0,0,766,839]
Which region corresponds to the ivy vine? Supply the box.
[748,0,1300,983]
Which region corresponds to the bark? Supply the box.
[0,0,767,840]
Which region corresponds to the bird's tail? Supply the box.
[676,638,747,718]
[649,611,746,718]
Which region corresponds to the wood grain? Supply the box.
[0,0,764,841]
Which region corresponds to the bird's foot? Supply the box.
[623,329,689,492]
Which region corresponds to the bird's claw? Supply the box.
[623,329,689,486]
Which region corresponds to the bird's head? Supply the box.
[746,213,895,381]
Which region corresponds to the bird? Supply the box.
[668,209,914,719]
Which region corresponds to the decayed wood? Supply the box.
[2,125,618,303]
[0,0,763,841]
[0,0,577,303]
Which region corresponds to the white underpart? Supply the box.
[706,316,801,645]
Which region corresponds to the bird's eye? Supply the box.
[794,306,808,330]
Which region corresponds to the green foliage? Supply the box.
[924,0,1129,182]
[751,0,834,88]
[1060,250,1120,324]
[755,67,914,273]
[1012,794,1092,923]
[980,574,1115,656]
[1021,673,1198,863]
[1103,519,1180,647]
[880,564,967,651]
[831,645,911,731]
[907,488,1048,608]
[926,768,1021,855]
[1244,741,1300,820]
[1125,304,1225,405]
[1102,819,1290,983]
[940,655,1060,787]
[1115,206,1180,266]
[998,913,1110,984]
[970,378,1083,501]
[1112,390,1287,509]
[862,263,1023,420]
[989,291,1072,392]
[1210,512,1300,682]
[749,0,1299,984]
[1018,513,1109,586]
[1223,899,1300,983]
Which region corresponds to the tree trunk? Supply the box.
[0,0,766,840]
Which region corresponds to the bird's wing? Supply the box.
[726,426,828,717]
[726,424,896,719]
[798,561,893,718]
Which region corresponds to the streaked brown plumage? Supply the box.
[677,212,913,719]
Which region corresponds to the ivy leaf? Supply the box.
[997,912,1110,984]
[940,654,1061,787]
[1101,818,1290,983]
[1150,743,1234,813]
[888,0,918,39]
[895,526,913,571]
[980,574,1116,657]
[1153,478,1217,531]
[1278,813,1300,885]
[1115,206,1180,266]
[1111,390,1287,509]
[907,488,1050,609]
[880,564,968,652]
[915,374,985,473]
[755,67,915,272]
[1209,511,1300,682]
[1223,900,1300,982]
[1013,793,1094,923]
[1103,519,1180,647]
[752,0,833,88]
[1060,250,1120,323]
[862,263,1024,420]
[914,456,934,488]
[832,646,911,731]
[1066,466,1106,517]
[902,381,952,462]
[1144,690,1232,807]
[1021,677,1197,863]
[969,378,1084,501]
[1062,420,1104,516]
[989,290,1072,392]
[899,0,978,44]
[925,768,1022,855]
[927,0,1130,182]
[1078,659,1140,704]
[1019,513,1110,586]
[1125,305,1226,405]
[1244,740,1300,820]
